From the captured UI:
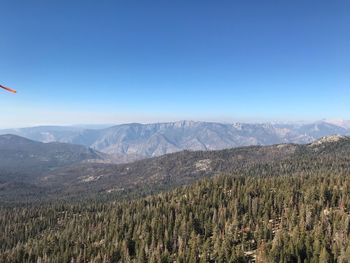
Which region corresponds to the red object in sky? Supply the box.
[0,84,17,93]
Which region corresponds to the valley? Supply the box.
[1,135,350,262]
[1,120,349,163]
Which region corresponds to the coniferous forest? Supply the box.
[2,139,350,263]
[2,0,350,262]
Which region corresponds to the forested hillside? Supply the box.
[2,143,350,262]
[0,134,104,183]
[3,0,349,262]
[4,134,347,202]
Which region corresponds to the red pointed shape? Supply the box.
[0,85,17,93]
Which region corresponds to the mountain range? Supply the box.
[1,120,350,162]
[1,131,350,201]
[0,134,104,198]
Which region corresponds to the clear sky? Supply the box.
[1,0,349,128]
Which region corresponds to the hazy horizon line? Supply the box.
[0,118,348,130]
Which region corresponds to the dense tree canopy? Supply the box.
[2,138,350,262]
[2,156,350,262]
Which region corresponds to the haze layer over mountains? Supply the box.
[1,120,349,162]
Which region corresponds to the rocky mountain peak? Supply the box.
[310,135,348,146]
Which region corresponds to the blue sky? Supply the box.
[1,0,349,127]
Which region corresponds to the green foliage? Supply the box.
[2,169,350,262]
[2,138,350,262]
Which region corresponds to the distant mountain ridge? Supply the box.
[0,134,105,184]
[2,134,350,201]
[1,120,350,162]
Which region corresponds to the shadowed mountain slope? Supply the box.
[1,120,350,162]
[1,134,349,201]
[0,134,105,184]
